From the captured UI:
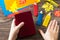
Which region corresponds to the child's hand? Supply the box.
[39,20,59,40]
[8,19,24,40]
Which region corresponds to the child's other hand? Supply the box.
[39,20,59,40]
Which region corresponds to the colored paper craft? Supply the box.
[15,11,36,38]
[33,3,38,16]
[54,10,60,17]
[4,0,15,10]
[36,11,43,26]
[42,2,54,12]
[9,1,18,12]
[7,7,30,19]
[47,0,59,7]
[5,0,40,12]
[0,0,12,16]
[17,0,40,8]
[42,12,51,27]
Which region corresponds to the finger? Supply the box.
[54,21,57,32]
[10,19,16,32]
[38,29,45,39]
[11,19,15,27]
[47,20,53,30]
[16,22,24,30]
[10,19,15,33]
[57,25,59,33]
[51,20,56,30]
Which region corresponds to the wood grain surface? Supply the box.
[0,0,60,40]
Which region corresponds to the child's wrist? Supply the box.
[8,32,17,40]
[8,34,17,40]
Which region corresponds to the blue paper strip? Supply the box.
[0,0,12,16]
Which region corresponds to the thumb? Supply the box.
[38,29,45,38]
[16,22,24,30]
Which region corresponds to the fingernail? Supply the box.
[54,19,56,21]
[21,22,24,25]
[53,19,56,22]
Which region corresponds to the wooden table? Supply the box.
[0,0,60,40]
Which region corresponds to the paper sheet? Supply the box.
[4,0,15,10]
[0,0,12,16]
[4,0,40,12]
[42,2,54,12]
